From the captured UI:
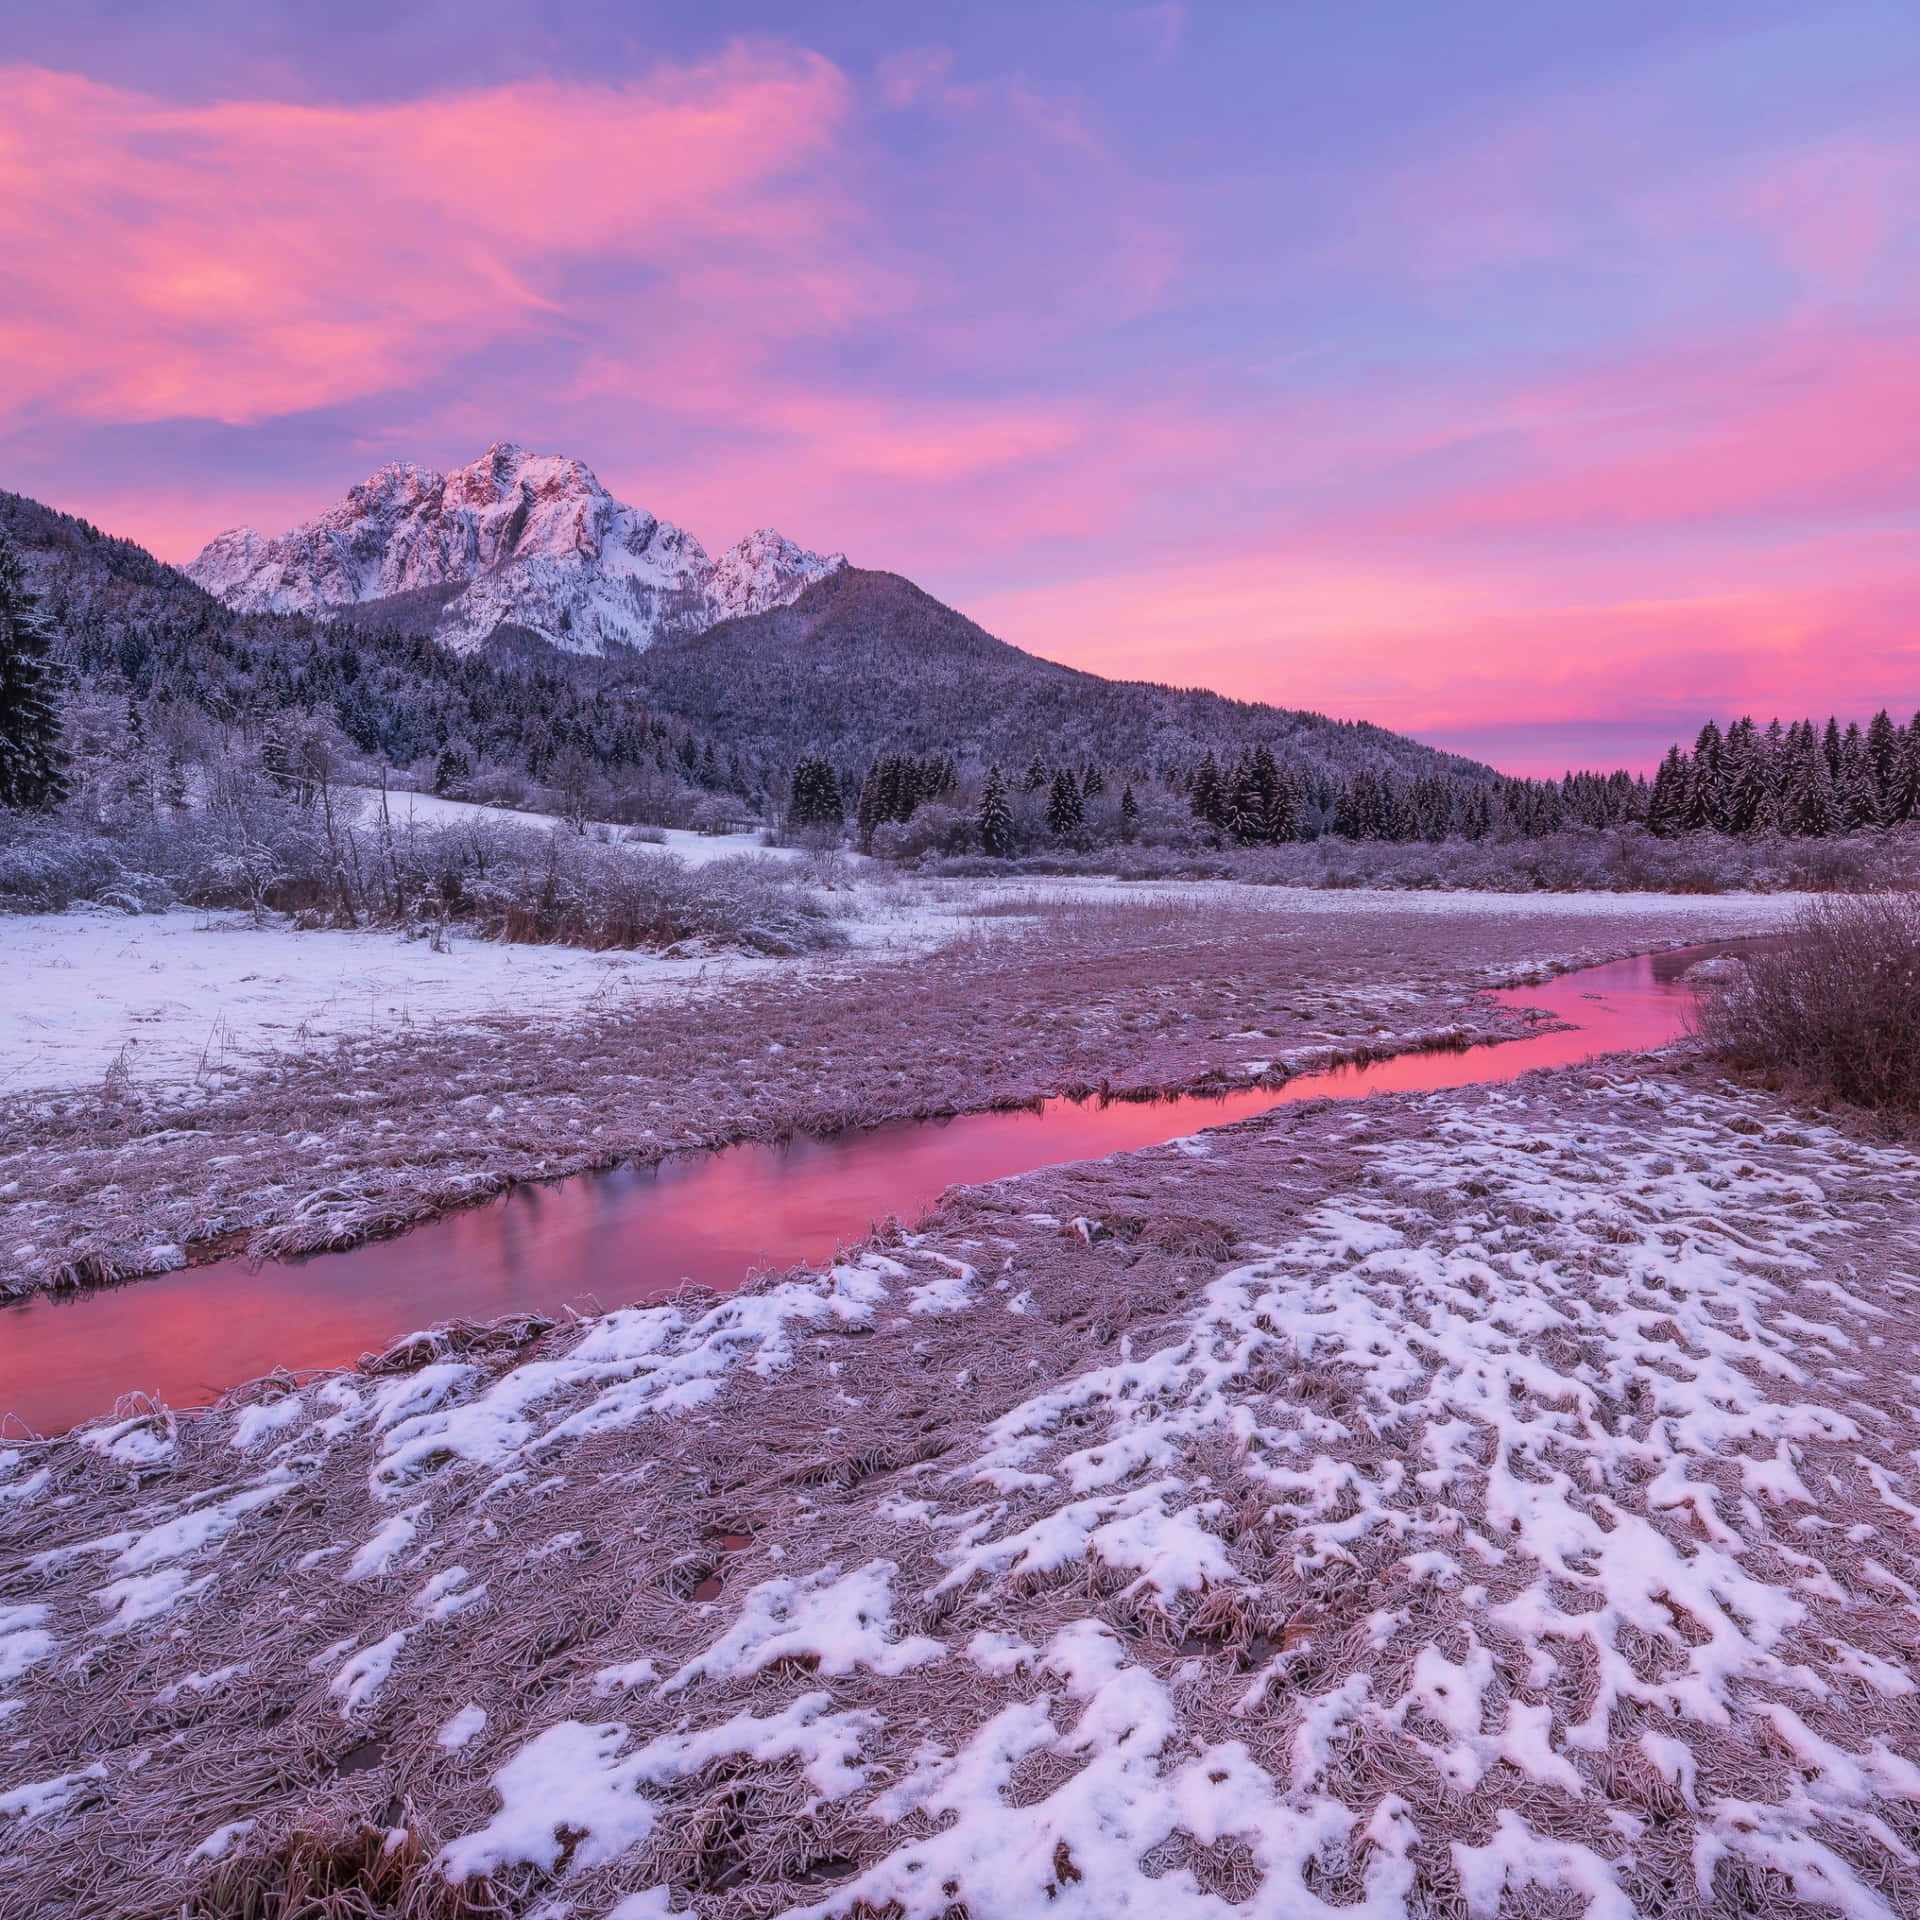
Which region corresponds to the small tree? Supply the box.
[1118,784,1139,841]
[1046,767,1084,836]
[1189,751,1223,834]
[979,764,1014,857]
[789,756,843,832]
[434,743,473,794]
[0,528,69,811]
[551,745,597,831]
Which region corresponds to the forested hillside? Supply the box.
[622,567,1492,786]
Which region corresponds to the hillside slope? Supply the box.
[623,567,1493,781]
[2,487,1492,794]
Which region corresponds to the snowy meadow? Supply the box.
[4,1051,1919,1918]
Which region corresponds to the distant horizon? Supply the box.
[5,3,1917,780]
[18,451,1915,784]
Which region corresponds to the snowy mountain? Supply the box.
[184,444,846,656]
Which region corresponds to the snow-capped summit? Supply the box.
[185,444,846,656]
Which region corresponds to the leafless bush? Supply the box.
[187,1818,496,1919]
[444,829,845,954]
[0,816,173,912]
[1,790,843,955]
[1694,890,1920,1111]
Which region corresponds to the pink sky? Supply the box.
[3,10,1918,774]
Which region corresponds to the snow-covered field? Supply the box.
[0,909,784,1096]
[0,880,1799,1099]
[346,786,808,869]
[5,1052,1918,1916]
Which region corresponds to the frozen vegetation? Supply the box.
[4,1045,1919,1917]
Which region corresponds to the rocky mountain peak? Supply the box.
[184,446,845,655]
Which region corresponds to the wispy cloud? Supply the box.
[0,51,855,426]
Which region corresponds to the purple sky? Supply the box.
[4,2,1919,771]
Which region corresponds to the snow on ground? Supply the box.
[0,908,783,1095]
[7,1067,1920,1915]
[346,787,808,868]
[0,852,1800,1098]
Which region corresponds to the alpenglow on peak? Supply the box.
[184,444,847,655]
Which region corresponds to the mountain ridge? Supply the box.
[4,483,1498,797]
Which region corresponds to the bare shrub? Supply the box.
[0,794,843,956]
[448,831,845,954]
[0,815,172,913]
[1694,891,1920,1111]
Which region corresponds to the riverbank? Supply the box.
[0,884,1800,1298]
[4,1044,1917,1917]
[0,948,1719,1436]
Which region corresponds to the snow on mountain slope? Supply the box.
[184,445,845,656]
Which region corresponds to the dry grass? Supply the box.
[1694,890,1920,1114]
[4,1066,1919,1917]
[930,823,1920,894]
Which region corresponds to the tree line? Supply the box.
[5,495,1920,865]
[771,717,1920,859]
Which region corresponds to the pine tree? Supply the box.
[1893,715,1920,826]
[1243,744,1285,844]
[978,764,1013,857]
[789,755,843,830]
[1646,747,1688,836]
[1021,755,1048,794]
[0,529,70,811]
[1684,721,1723,832]
[1866,709,1898,816]
[1333,770,1384,840]
[1721,719,1769,835]
[1460,783,1493,840]
[1118,783,1139,841]
[1189,751,1223,834]
[1785,729,1835,837]
[855,759,888,851]
[1836,723,1878,830]
[1046,767,1085,836]
[1268,763,1303,844]
[118,697,154,814]
[433,743,471,794]
[1079,762,1106,799]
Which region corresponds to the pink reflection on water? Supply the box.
[0,945,1722,1435]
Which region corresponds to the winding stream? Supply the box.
[1,943,1728,1435]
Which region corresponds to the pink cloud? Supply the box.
[1730,136,1920,285]
[0,52,855,426]
[961,519,1920,762]
[1367,324,1920,535]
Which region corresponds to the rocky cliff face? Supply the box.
[185,445,845,654]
